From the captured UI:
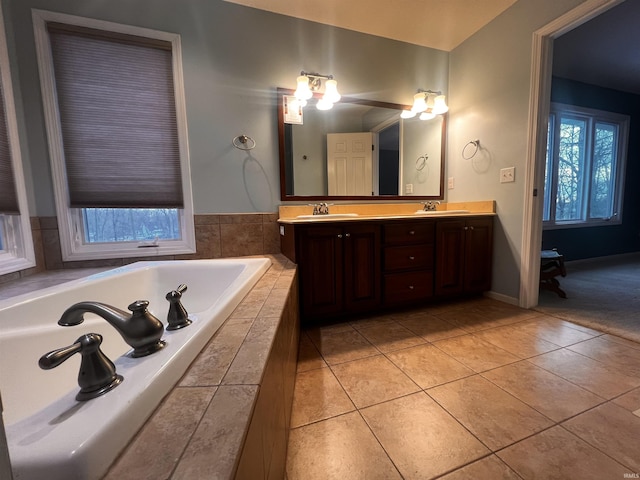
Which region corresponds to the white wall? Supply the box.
[448,0,588,300]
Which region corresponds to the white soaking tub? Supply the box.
[0,258,271,480]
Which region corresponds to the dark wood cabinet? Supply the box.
[435,217,493,296]
[296,223,380,320]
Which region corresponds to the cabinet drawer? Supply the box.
[383,222,434,245]
[383,271,433,304]
[384,244,434,271]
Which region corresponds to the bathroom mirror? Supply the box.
[277,88,445,201]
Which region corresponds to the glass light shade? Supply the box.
[426,94,435,110]
[295,75,312,100]
[400,109,416,119]
[323,79,341,103]
[411,93,427,113]
[433,95,449,114]
[419,111,436,121]
[316,97,333,110]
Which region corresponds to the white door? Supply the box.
[327,132,373,196]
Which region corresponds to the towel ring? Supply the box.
[232,134,256,151]
[462,139,480,160]
[416,154,428,171]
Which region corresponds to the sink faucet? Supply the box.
[423,200,441,211]
[58,300,166,357]
[312,202,331,215]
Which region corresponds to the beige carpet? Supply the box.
[534,252,640,344]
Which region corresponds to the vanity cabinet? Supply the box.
[295,223,380,320]
[435,217,493,296]
[382,222,435,305]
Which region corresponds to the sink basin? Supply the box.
[414,210,470,215]
[296,213,359,220]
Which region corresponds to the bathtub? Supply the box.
[0,258,271,480]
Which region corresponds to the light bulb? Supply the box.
[400,110,416,119]
[295,75,312,100]
[411,93,427,113]
[433,95,449,114]
[316,98,333,110]
[323,79,341,103]
[420,111,436,121]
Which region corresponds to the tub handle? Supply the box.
[166,284,192,331]
[39,333,123,401]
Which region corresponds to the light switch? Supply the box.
[448,177,454,189]
[405,183,413,194]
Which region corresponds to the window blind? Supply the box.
[48,23,184,208]
[0,74,19,215]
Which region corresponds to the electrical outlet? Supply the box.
[500,167,515,183]
[405,183,413,194]
[448,177,454,189]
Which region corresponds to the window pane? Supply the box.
[556,117,586,221]
[543,116,554,222]
[590,122,617,219]
[82,208,181,244]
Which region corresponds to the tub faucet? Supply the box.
[58,300,166,357]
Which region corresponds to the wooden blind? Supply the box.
[0,74,19,215]
[48,23,184,208]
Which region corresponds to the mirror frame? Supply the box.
[277,88,446,201]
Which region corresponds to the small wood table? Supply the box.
[540,249,567,298]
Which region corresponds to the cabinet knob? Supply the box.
[409,256,415,260]
[345,233,351,237]
[464,226,468,230]
[469,226,475,230]
[408,285,414,290]
[337,234,343,238]
[408,230,415,235]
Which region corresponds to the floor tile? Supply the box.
[330,355,420,408]
[396,312,468,341]
[602,333,640,350]
[309,329,379,365]
[296,333,327,372]
[286,411,402,480]
[357,321,426,353]
[468,301,540,324]
[434,309,503,332]
[497,426,629,480]
[349,313,396,330]
[428,375,553,450]
[473,324,561,358]
[438,455,521,480]
[563,402,640,472]
[386,343,474,389]
[568,336,640,376]
[512,315,599,347]
[290,367,355,428]
[482,361,604,422]
[433,335,520,372]
[361,392,490,479]
[613,387,640,412]
[529,348,640,399]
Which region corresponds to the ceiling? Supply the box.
[553,0,640,95]
[224,0,518,51]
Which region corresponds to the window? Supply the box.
[33,10,195,261]
[543,103,628,228]
[0,5,35,275]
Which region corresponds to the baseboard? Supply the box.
[484,290,519,307]
[565,251,640,268]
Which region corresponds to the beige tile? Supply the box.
[428,375,553,450]
[361,392,489,479]
[473,324,561,358]
[483,361,604,422]
[194,223,221,259]
[568,336,640,376]
[498,426,629,479]
[386,344,474,389]
[290,367,355,428]
[396,312,468,341]
[297,333,327,372]
[286,411,402,480]
[263,222,281,254]
[220,223,264,257]
[563,402,640,472]
[105,387,216,480]
[613,387,640,412]
[357,322,426,353]
[512,315,599,347]
[439,455,521,480]
[259,287,290,317]
[529,348,640,399]
[433,335,520,372]
[310,329,379,366]
[602,333,640,350]
[468,301,540,324]
[223,316,278,384]
[349,313,396,330]
[331,355,420,408]
[434,309,502,332]
[218,213,264,224]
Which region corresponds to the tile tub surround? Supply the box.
[287,297,640,479]
[1,254,299,480]
[0,213,281,285]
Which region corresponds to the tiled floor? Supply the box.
[286,296,640,479]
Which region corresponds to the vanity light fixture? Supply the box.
[405,89,449,120]
[294,71,341,110]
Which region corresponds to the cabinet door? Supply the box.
[297,225,344,317]
[464,217,493,293]
[343,223,381,312]
[435,219,466,296]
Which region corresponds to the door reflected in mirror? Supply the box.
[278,88,445,201]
